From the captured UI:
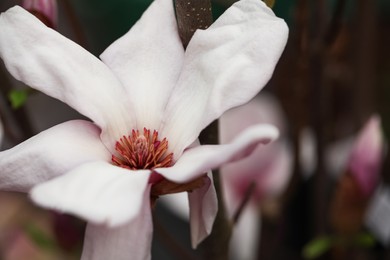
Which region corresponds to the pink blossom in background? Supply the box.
[220,93,293,260]
[0,0,288,259]
[220,94,292,204]
[347,115,384,197]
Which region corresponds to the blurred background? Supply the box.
[0,0,389,259]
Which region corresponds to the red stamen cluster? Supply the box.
[112,128,173,170]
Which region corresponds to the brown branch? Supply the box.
[174,0,213,48]
[175,1,232,259]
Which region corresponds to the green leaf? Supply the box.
[8,89,29,109]
[303,236,333,259]
[354,232,376,248]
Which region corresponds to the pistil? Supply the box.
[112,128,173,170]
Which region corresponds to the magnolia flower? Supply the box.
[220,93,292,260]
[0,0,288,259]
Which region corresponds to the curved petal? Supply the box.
[161,0,288,157]
[156,124,279,183]
[30,161,151,227]
[0,6,134,148]
[188,172,217,248]
[0,120,109,192]
[81,186,152,260]
[101,0,184,131]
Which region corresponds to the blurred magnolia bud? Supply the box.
[22,0,57,28]
[330,115,384,235]
[348,115,384,197]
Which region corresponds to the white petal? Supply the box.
[81,186,152,260]
[157,124,279,183]
[188,173,217,248]
[30,161,150,227]
[0,120,109,192]
[161,0,288,157]
[0,6,134,147]
[101,0,184,131]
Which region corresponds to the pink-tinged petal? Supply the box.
[30,161,150,227]
[81,186,152,260]
[157,124,279,183]
[188,173,217,248]
[0,6,134,148]
[101,0,184,131]
[0,120,109,192]
[161,0,288,157]
[348,115,384,196]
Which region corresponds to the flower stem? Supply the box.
[198,169,232,260]
[199,120,232,260]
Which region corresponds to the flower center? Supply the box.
[112,128,173,170]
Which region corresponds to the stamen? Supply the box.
[112,128,173,170]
